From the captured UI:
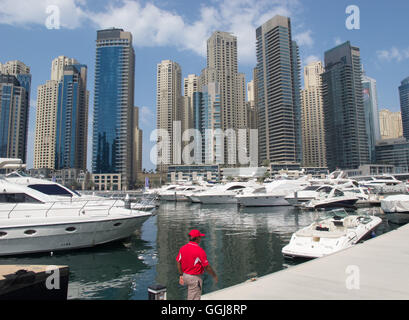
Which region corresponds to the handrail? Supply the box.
[0,198,129,219]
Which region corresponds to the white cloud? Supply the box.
[334,37,342,45]
[303,55,321,66]
[0,0,86,29]
[294,30,313,47]
[140,106,154,125]
[0,0,304,65]
[377,47,409,62]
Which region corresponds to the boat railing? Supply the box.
[3,199,124,219]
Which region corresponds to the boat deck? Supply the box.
[202,222,409,300]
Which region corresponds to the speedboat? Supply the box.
[303,185,359,210]
[282,209,382,259]
[0,159,153,256]
[381,194,409,213]
[189,181,259,204]
[236,179,309,207]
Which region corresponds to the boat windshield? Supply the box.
[28,184,74,197]
[316,209,349,222]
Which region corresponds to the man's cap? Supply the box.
[189,229,205,238]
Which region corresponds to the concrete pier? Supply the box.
[0,265,69,300]
[203,222,409,300]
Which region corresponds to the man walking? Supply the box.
[176,229,218,300]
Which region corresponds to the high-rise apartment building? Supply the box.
[322,41,369,170]
[34,57,88,171]
[0,60,31,163]
[255,15,302,164]
[379,109,403,140]
[301,61,327,168]
[362,71,380,162]
[156,60,182,172]
[399,77,409,140]
[200,31,248,166]
[132,106,143,182]
[92,29,135,189]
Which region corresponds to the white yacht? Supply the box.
[282,209,382,259]
[236,179,310,207]
[285,185,322,206]
[303,185,359,210]
[160,185,206,202]
[0,159,152,256]
[188,181,259,204]
[356,175,407,194]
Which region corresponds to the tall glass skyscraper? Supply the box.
[92,29,135,189]
[362,72,380,163]
[55,64,88,170]
[322,41,369,170]
[399,77,409,140]
[0,61,31,163]
[255,15,302,165]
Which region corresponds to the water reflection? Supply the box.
[0,203,403,300]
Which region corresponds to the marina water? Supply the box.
[0,202,406,300]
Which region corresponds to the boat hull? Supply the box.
[237,195,289,207]
[0,215,151,256]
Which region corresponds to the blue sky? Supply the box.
[0,0,408,171]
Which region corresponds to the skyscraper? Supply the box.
[201,31,248,166]
[92,29,135,189]
[322,41,369,170]
[55,64,88,170]
[301,61,326,168]
[379,109,403,140]
[0,60,31,163]
[132,106,143,182]
[362,70,380,163]
[255,15,302,164]
[399,77,409,140]
[34,57,88,170]
[156,60,182,172]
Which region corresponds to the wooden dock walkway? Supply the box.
[203,222,409,300]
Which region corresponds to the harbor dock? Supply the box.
[203,221,409,300]
[0,265,69,300]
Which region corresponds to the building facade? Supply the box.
[133,106,143,182]
[255,15,302,165]
[0,61,31,163]
[34,57,88,171]
[399,77,409,140]
[200,31,248,166]
[92,29,135,189]
[362,72,380,162]
[301,61,326,168]
[379,109,403,140]
[322,41,369,170]
[156,60,182,172]
[376,138,409,172]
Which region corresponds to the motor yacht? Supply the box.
[282,209,382,259]
[188,181,259,204]
[0,159,153,256]
[356,175,407,194]
[159,185,206,202]
[236,179,310,207]
[285,185,322,206]
[303,185,359,210]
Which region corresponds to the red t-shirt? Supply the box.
[176,241,209,275]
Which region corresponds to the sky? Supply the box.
[0,0,408,171]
